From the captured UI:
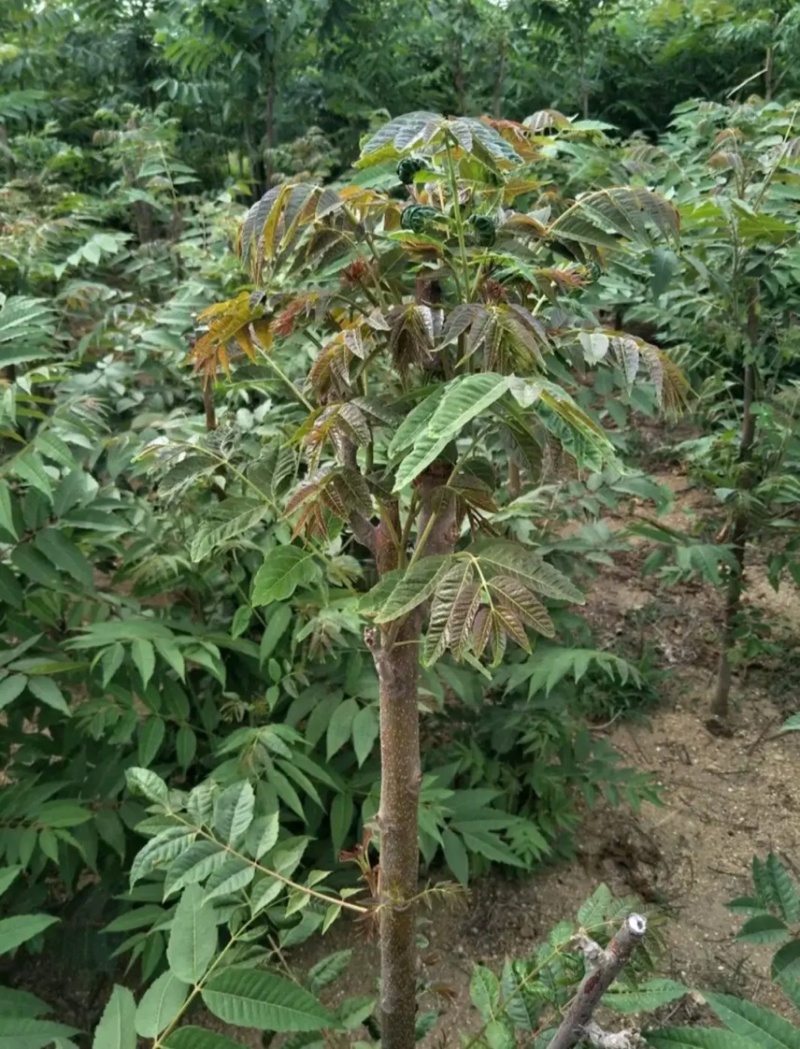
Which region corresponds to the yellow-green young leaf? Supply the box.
[135,971,190,1038]
[34,527,93,588]
[351,705,378,767]
[253,547,318,605]
[138,717,166,767]
[92,985,137,1049]
[202,968,334,1032]
[213,782,255,847]
[0,913,58,954]
[373,556,452,624]
[167,884,217,984]
[0,673,27,712]
[326,697,358,759]
[163,1027,248,1049]
[131,639,156,689]
[27,676,70,716]
[393,374,513,492]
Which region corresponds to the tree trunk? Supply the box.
[368,619,422,1049]
[711,289,759,719]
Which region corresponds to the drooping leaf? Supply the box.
[134,971,189,1039]
[166,884,217,984]
[92,985,137,1049]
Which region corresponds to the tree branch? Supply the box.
[547,914,647,1049]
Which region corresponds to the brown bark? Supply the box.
[367,618,422,1049]
[548,915,647,1049]
[711,288,759,719]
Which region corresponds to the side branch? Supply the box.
[547,914,647,1049]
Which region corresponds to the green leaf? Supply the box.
[0,675,27,712]
[442,828,470,886]
[176,726,197,772]
[138,717,166,767]
[203,857,254,902]
[126,767,169,805]
[246,811,279,860]
[307,950,353,995]
[705,992,800,1049]
[92,985,137,1049]
[26,677,70,716]
[326,697,358,759]
[130,828,196,887]
[0,868,21,898]
[772,940,800,985]
[212,782,255,847]
[252,547,318,605]
[736,913,790,945]
[351,706,378,767]
[202,968,334,1032]
[259,604,293,663]
[766,854,800,924]
[603,978,686,1014]
[164,842,227,898]
[37,801,91,828]
[393,374,513,492]
[167,884,217,984]
[470,965,500,1021]
[0,481,18,540]
[10,544,61,588]
[372,556,452,623]
[131,639,156,690]
[330,793,354,858]
[645,1031,757,1049]
[135,971,189,1039]
[0,1016,80,1047]
[34,528,93,588]
[163,1028,248,1049]
[0,914,58,955]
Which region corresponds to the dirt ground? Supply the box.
[12,463,800,1046]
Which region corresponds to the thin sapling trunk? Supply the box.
[711,289,759,720]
